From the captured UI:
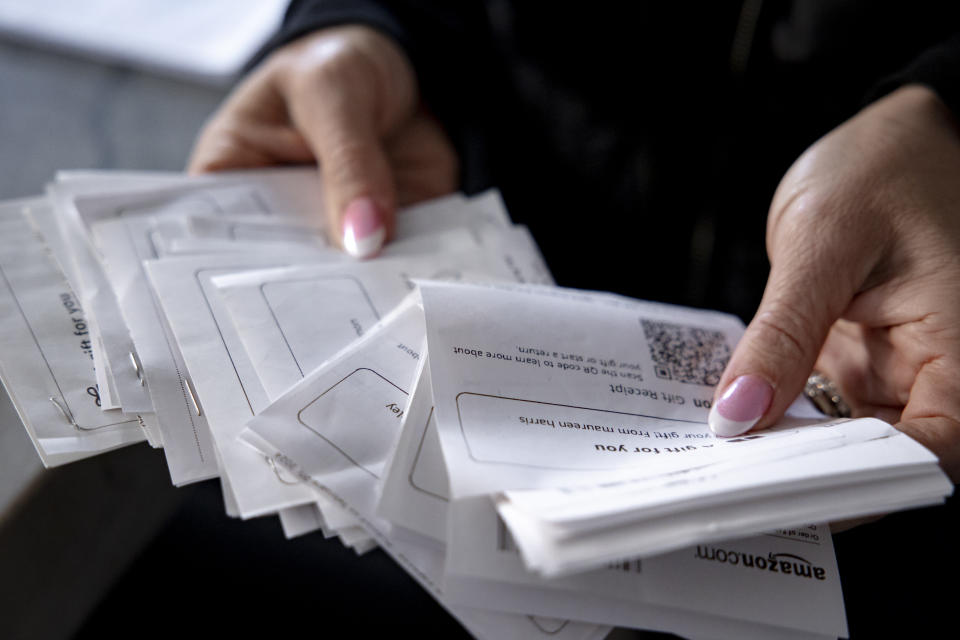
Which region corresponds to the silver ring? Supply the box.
[804,372,852,418]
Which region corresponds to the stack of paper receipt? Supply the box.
[0,168,952,640]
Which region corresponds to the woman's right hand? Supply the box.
[188,25,459,257]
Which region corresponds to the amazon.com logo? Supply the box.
[695,546,826,581]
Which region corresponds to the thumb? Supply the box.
[301,102,396,259]
[708,235,861,436]
[277,28,419,258]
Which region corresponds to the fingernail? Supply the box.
[708,374,773,436]
[342,197,386,259]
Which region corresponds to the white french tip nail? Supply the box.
[343,225,385,259]
[708,405,756,437]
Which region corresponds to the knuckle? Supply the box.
[289,35,380,94]
[282,45,384,130]
[769,188,835,247]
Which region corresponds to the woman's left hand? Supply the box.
[708,85,960,482]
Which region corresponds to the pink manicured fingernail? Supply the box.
[708,375,773,436]
[342,197,386,259]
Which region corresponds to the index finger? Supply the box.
[896,354,960,481]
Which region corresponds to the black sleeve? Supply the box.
[249,0,497,193]
[869,33,960,118]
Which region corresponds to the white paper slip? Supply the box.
[88,192,337,479]
[54,170,183,184]
[144,246,383,530]
[145,251,341,517]
[165,191,513,257]
[212,228,542,402]
[70,168,326,234]
[242,298,608,640]
[276,493,377,552]
[377,362,450,542]
[211,233,476,398]
[419,280,951,573]
[139,184,520,513]
[138,182,505,250]
[314,489,366,532]
[45,168,327,413]
[393,189,506,237]
[278,503,330,540]
[503,419,939,527]
[242,295,426,487]
[375,364,846,638]
[444,497,847,640]
[498,432,949,578]
[177,190,458,247]
[88,312,120,411]
[0,199,142,465]
[46,184,156,413]
[41,170,205,410]
[90,212,249,485]
[420,280,794,496]
[161,237,330,257]
[419,281,949,489]
[186,214,330,245]
[139,411,163,449]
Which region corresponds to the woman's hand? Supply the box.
[189,25,459,257]
[709,85,960,481]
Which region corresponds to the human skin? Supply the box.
[189,26,457,257]
[191,27,960,480]
[710,85,960,482]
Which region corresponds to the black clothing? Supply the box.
[264,1,960,320]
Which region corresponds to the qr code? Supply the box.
[640,319,731,386]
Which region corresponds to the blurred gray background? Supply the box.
[0,36,225,639]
